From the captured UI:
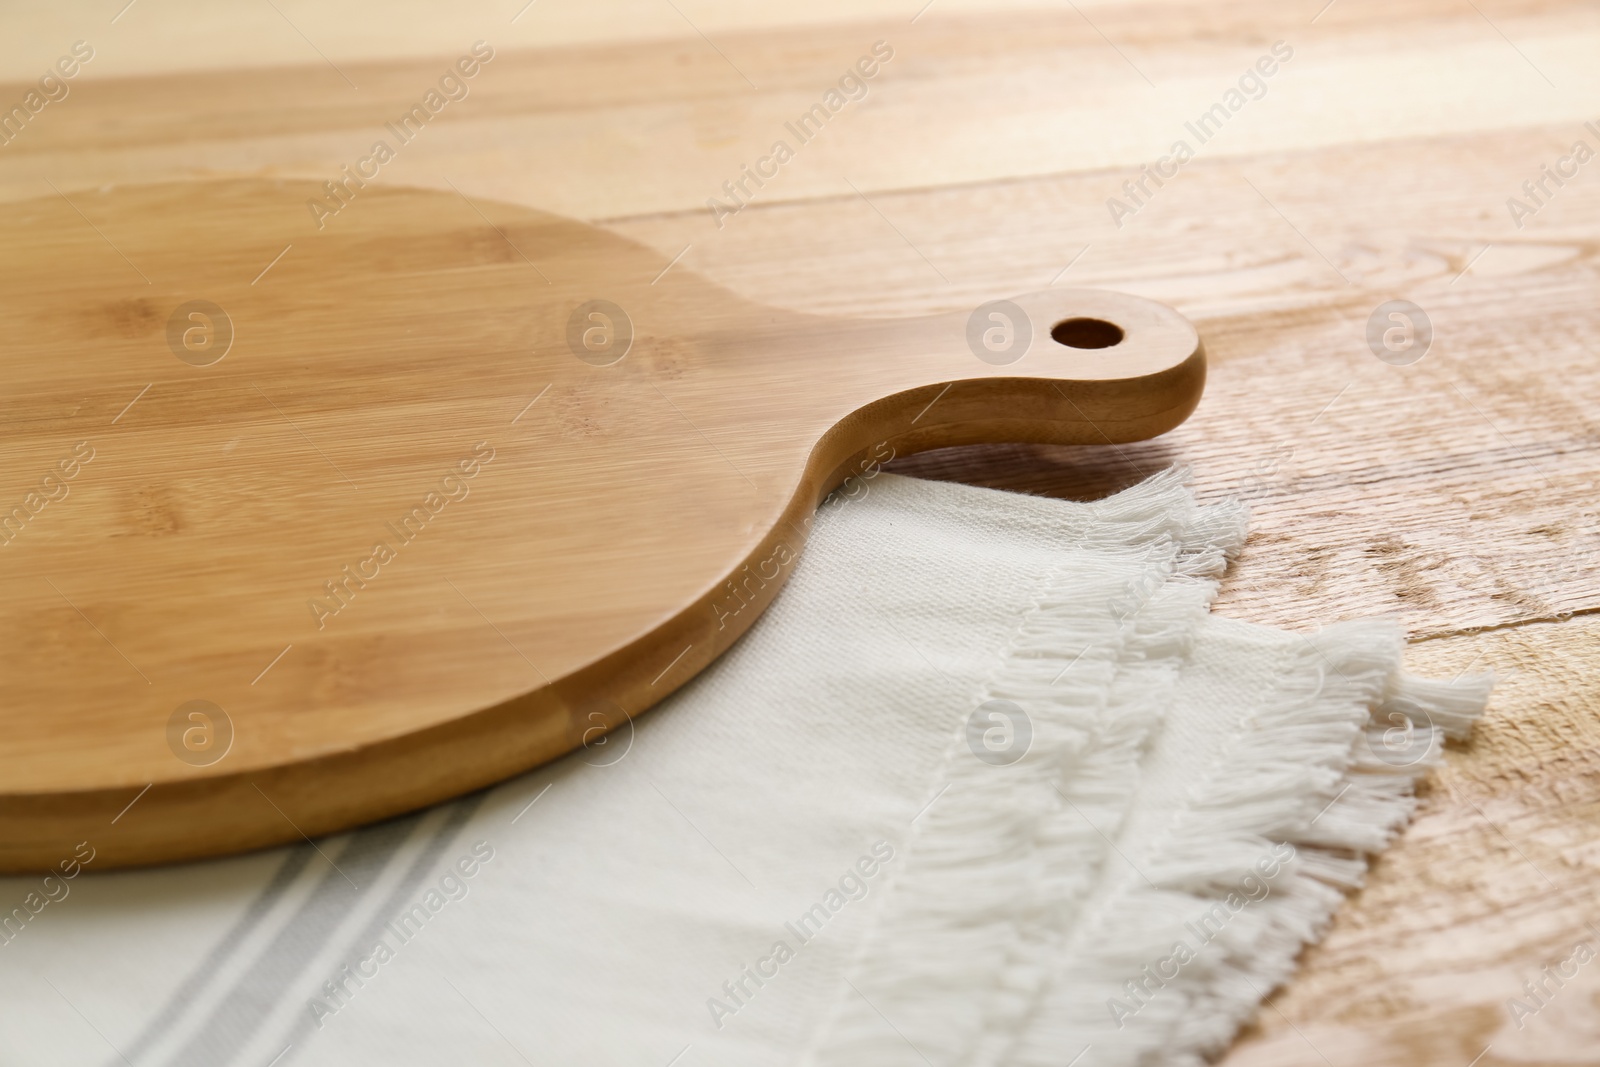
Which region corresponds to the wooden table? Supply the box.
[4,1,1598,1062]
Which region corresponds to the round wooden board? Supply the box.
[0,179,1204,870]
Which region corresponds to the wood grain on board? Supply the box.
[1,0,1597,1061]
[0,177,1203,869]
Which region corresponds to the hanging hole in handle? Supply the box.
[1051,317,1124,349]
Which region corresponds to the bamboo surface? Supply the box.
[0,177,1203,867]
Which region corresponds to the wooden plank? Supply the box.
[2,1,1597,220]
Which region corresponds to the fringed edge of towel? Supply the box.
[805,465,1491,1067]
[805,466,1251,1066]
[1006,617,1493,1067]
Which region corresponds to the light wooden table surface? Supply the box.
[4,1,1598,1063]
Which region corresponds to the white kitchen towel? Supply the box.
[0,469,1490,1067]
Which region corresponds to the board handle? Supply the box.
[800,287,1205,491]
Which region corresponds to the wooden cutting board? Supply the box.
[0,178,1203,870]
